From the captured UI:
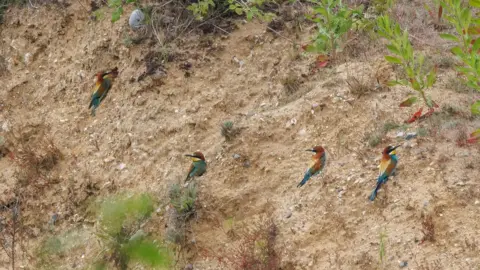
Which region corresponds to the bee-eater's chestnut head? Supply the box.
[95,71,104,81]
[185,151,205,162]
[306,146,325,154]
[383,145,400,155]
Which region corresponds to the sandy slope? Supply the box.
[0,1,479,269]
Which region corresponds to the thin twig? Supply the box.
[212,24,230,35]
[76,0,89,12]
[28,0,38,9]
[266,26,295,44]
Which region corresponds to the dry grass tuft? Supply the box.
[282,73,301,95]
[346,76,373,97]
[221,121,240,141]
[421,213,435,243]
[217,218,280,270]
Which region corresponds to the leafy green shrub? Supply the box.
[435,0,480,116]
[188,0,275,22]
[377,15,438,110]
[95,193,172,269]
[304,0,364,60]
[434,0,480,138]
[39,193,172,269]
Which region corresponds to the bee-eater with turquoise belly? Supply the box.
[88,67,118,116]
[369,145,400,201]
[185,151,207,182]
[297,146,327,188]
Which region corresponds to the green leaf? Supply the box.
[472,38,480,52]
[111,7,123,22]
[123,239,173,267]
[410,78,422,91]
[439,33,459,42]
[470,0,480,7]
[386,44,401,55]
[472,100,480,115]
[399,96,418,107]
[451,46,464,56]
[426,95,434,108]
[385,55,402,64]
[426,66,437,87]
[234,7,243,15]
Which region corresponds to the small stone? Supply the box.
[129,9,145,29]
[117,163,126,170]
[233,154,241,159]
[243,161,251,168]
[456,151,469,157]
[456,181,466,186]
[405,132,417,140]
[399,261,408,268]
[475,200,479,205]
[285,211,292,219]
[104,156,115,163]
[298,129,306,136]
[184,264,193,270]
[396,131,405,138]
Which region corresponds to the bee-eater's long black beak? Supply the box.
[185,154,194,158]
[306,149,315,152]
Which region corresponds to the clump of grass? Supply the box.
[455,125,469,147]
[169,183,197,218]
[416,127,429,137]
[282,73,301,95]
[436,56,455,69]
[346,76,373,97]
[382,121,399,133]
[421,213,435,243]
[367,132,383,147]
[365,121,400,147]
[221,120,239,141]
[445,77,473,93]
[12,136,62,186]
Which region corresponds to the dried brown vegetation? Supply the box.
[421,213,435,243]
[217,219,280,270]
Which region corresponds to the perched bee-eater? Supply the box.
[185,151,207,182]
[297,146,327,188]
[369,145,400,201]
[88,67,119,116]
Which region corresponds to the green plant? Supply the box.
[372,0,395,15]
[188,0,275,22]
[169,183,197,217]
[221,120,239,141]
[304,0,364,61]
[434,0,480,138]
[108,0,136,22]
[377,15,438,119]
[379,230,387,269]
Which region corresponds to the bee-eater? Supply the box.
[185,151,207,182]
[369,145,400,201]
[297,146,327,188]
[88,67,119,116]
